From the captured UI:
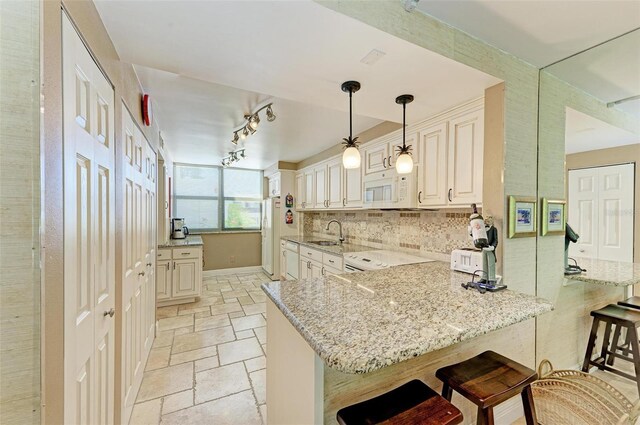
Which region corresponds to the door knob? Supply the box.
[138,271,146,276]
[104,308,115,318]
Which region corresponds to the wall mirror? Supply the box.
[536,29,640,370]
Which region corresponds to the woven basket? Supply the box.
[538,359,640,423]
[531,379,629,425]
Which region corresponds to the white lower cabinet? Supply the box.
[299,247,344,279]
[157,245,202,306]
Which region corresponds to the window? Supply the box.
[173,164,262,232]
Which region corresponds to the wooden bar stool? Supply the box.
[582,304,640,395]
[607,297,640,366]
[435,351,538,425]
[336,379,463,425]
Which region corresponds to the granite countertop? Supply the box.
[158,235,203,248]
[282,235,376,256]
[566,257,640,287]
[262,262,553,374]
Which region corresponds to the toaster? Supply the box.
[450,248,483,274]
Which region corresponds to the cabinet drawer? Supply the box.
[173,247,201,259]
[323,253,343,270]
[157,249,172,260]
[300,246,322,261]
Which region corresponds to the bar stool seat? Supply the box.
[618,297,640,310]
[336,379,463,425]
[582,304,640,396]
[436,351,538,425]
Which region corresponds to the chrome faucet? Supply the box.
[326,220,345,244]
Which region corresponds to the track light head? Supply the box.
[266,105,276,122]
[241,127,249,140]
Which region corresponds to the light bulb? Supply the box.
[342,146,361,169]
[241,127,248,140]
[395,152,413,174]
[249,115,259,130]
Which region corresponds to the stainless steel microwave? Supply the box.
[363,169,417,209]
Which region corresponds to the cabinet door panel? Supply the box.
[364,143,388,175]
[447,109,484,205]
[310,261,323,278]
[344,165,363,208]
[304,172,314,207]
[327,159,343,208]
[172,259,198,297]
[156,261,171,301]
[314,166,326,208]
[279,247,287,281]
[299,258,310,279]
[419,123,448,206]
[295,173,305,209]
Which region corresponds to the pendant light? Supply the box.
[341,80,362,169]
[395,94,414,174]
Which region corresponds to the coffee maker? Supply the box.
[171,218,189,239]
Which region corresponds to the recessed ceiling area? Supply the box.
[94,0,502,169]
[415,0,640,68]
[565,107,639,154]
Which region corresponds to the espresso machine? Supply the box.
[171,218,189,239]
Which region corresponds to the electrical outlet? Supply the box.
[229,256,236,264]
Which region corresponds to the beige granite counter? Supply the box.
[262,262,553,374]
[566,257,640,287]
[158,235,203,248]
[281,235,375,256]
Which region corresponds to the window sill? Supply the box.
[191,230,262,235]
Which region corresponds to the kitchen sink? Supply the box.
[308,240,339,246]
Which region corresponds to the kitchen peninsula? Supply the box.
[262,262,553,424]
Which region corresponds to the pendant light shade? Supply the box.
[342,146,361,169]
[395,94,414,175]
[341,80,362,169]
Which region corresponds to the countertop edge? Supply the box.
[261,280,554,374]
[565,275,639,287]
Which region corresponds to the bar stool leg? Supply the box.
[626,324,640,396]
[477,406,494,425]
[607,324,622,366]
[598,321,614,369]
[521,385,538,425]
[582,317,600,372]
[442,382,453,401]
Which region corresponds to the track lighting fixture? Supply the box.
[231,132,240,145]
[341,80,362,169]
[230,103,275,145]
[395,94,414,174]
[221,148,246,168]
[266,105,276,122]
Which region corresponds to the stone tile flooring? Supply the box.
[130,270,272,425]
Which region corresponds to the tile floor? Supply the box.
[130,270,271,425]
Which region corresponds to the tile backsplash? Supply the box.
[303,210,474,256]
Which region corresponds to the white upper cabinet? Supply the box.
[304,170,314,208]
[313,164,327,208]
[363,143,389,175]
[418,122,448,206]
[327,158,343,208]
[447,108,484,206]
[295,172,305,209]
[343,160,363,208]
[268,173,281,197]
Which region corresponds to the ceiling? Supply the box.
[415,0,640,68]
[94,0,501,169]
[134,65,381,168]
[565,107,638,154]
[546,29,640,118]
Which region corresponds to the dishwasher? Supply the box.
[285,241,299,280]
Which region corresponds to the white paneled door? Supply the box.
[568,163,634,262]
[121,106,157,423]
[63,13,116,425]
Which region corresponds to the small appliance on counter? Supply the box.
[564,223,585,275]
[171,218,189,239]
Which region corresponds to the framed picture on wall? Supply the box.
[508,196,537,238]
[541,198,566,236]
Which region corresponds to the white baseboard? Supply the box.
[203,265,264,276]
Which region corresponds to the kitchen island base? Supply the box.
[266,299,535,425]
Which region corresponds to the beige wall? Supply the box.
[566,144,640,263]
[42,1,165,423]
[0,1,41,424]
[201,233,262,271]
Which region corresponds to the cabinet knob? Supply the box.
[146,262,152,267]
[103,308,115,318]
[138,271,145,276]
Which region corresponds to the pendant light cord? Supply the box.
[402,101,406,149]
[349,89,353,140]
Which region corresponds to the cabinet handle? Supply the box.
[103,308,115,318]
[328,259,335,264]
[448,188,452,202]
[146,262,152,267]
[383,157,387,168]
[343,198,346,207]
[166,263,169,271]
[321,266,325,276]
[283,251,286,257]
[388,156,392,166]
[307,261,311,269]
[181,252,190,255]
[138,271,145,276]
[418,191,422,203]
